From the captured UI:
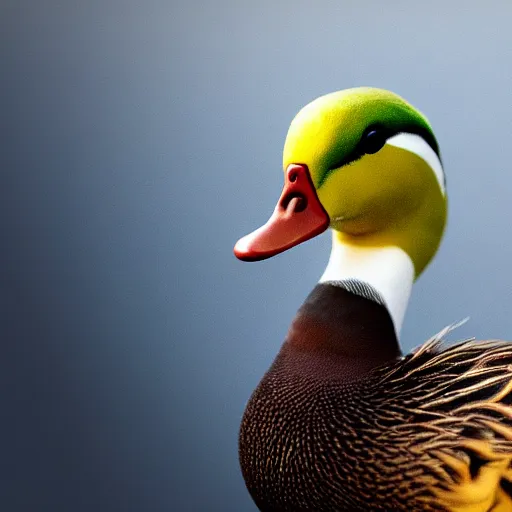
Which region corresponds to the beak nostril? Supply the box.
[289,172,297,183]
[294,197,307,212]
[281,193,307,213]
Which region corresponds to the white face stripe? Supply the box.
[386,133,446,195]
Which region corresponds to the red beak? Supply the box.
[234,164,330,261]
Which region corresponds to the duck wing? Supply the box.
[374,324,512,512]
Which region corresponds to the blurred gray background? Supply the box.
[3,1,512,511]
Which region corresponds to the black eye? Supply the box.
[360,126,388,155]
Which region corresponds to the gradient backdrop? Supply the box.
[3,2,512,511]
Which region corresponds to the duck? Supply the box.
[233,87,512,512]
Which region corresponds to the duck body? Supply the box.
[240,284,512,511]
[240,283,406,511]
[234,88,512,511]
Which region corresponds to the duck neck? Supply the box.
[319,230,415,338]
[281,282,401,381]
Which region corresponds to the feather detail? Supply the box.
[240,295,512,511]
[372,322,512,511]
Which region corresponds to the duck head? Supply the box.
[234,88,447,280]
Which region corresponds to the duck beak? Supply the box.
[234,164,330,261]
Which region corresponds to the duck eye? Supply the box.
[361,127,388,155]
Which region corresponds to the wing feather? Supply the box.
[374,323,512,511]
